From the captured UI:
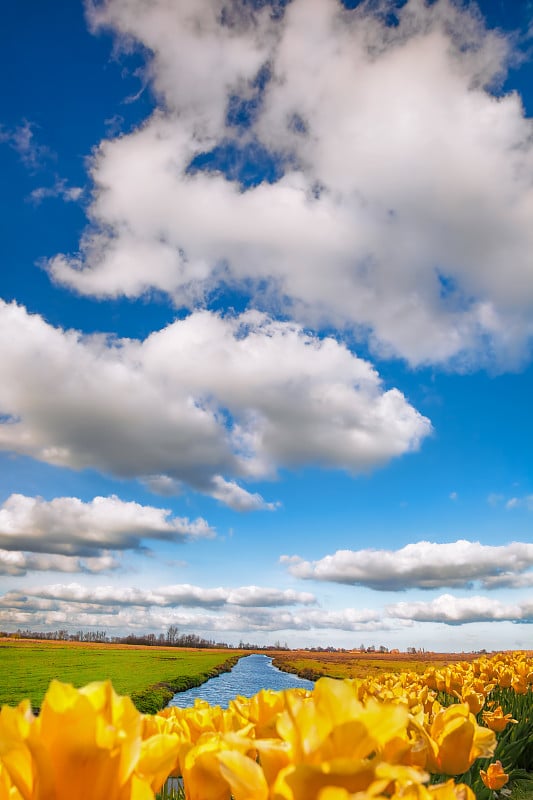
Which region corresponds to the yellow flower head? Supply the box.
[0,700,35,799]
[428,703,496,775]
[28,679,144,800]
[1,680,180,800]
[480,760,509,791]
[460,686,485,716]
[482,706,517,732]
[0,760,23,800]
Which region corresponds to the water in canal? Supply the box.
[167,653,314,708]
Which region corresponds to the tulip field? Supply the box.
[0,650,532,799]
[271,650,477,682]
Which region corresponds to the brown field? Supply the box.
[272,649,489,681]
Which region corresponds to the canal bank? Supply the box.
[167,653,314,708]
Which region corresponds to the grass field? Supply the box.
[272,648,483,681]
[0,639,240,711]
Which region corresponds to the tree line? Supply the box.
[1,627,287,650]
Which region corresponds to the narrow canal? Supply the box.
[167,653,314,708]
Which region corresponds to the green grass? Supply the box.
[0,639,241,712]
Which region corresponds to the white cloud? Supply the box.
[282,540,533,590]
[0,121,51,170]
[86,0,273,136]
[482,572,533,590]
[0,582,399,634]
[387,594,533,625]
[0,582,316,613]
[208,476,279,512]
[0,494,213,556]
[0,604,397,636]
[224,586,313,607]
[30,178,83,204]
[0,550,119,577]
[0,302,430,505]
[2,586,531,635]
[46,0,533,368]
[6,579,532,635]
[505,495,533,511]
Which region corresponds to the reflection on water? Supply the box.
[167,653,314,708]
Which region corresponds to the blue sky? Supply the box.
[1,0,533,651]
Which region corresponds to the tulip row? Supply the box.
[0,651,531,800]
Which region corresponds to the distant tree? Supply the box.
[166,625,179,645]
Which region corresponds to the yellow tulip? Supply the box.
[27,679,143,800]
[497,670,513,688]
[217,749,269,800]
[0,680,182,800]
[428,704,496,775]
[389,779,475,800]
[231,688,296,740]
[316,789,353,800]
[254,738,292,787]
[136,735,180,792]
[426,780,475,800]
[0,700,35,800]
[480,760,509,790]
[511,676,528,694]
[278,679,410,765]
[0,761,23,800]
[482,706,517,732]
[444,671,463,696]
[460,687,485,716]
[371,762,428,796]
[181,732,257,800]
[272,760,378,800]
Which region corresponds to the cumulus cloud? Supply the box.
[8,579,532,634]
[0,494,213,557]
[0,582,316,610]
[387,594,533,625]
[0,550,119,577]
[208,476,279,511]
[0,604,397,635]
[0,582,400,634]
[482,572,533,590]
[0,302,430,505]
[281,540,533,590]
[46,0,533,368]
[0,582,326,636]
